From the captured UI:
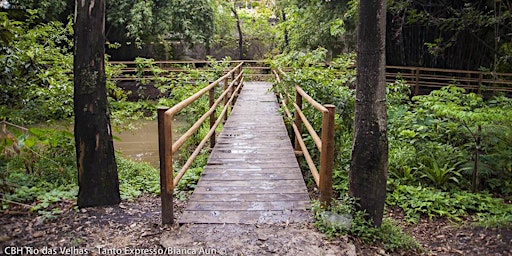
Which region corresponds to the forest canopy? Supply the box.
[3,0,511,70]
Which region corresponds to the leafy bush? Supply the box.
[117,157,160,199]
[387,182,512,225]
[388,85,512,194]
[0,12,74,125]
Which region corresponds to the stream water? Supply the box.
[113,119,186,168]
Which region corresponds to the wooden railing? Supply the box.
[385,66,512,95]
[273,69,335,206]
[109,60,271,82]
[157,62,244,224]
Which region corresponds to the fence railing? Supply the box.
[273,69,335,206]
[109,60,271,82]
[385,66,512,95]
[108,60,512,94]
[157,62,244,224]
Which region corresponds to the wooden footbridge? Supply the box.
[157,63,335,225]
[152,60,512,225]
[179,81,311,224]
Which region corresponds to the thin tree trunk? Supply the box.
[282,11,289,52]
[231,5,244,60]
[74,0,120,207]
[349,0,388,227]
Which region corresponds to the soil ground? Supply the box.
[1,195,510,255]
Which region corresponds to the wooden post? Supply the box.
[209,87,216,148]
[294,90,303,152]
[477,73,483,95]
[223,78,229,123]
[319,105,335,206]
[414,68,420,96]
[231,81,237,108]
[158,107,174,224]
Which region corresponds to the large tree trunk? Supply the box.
[349,0,388,227]
[74,0,120,207]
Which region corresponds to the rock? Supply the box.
[341,242,357,256]
[33,231,45,238]
[323,212,352,229]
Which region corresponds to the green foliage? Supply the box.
[388,182,512,225]
[273,50,512,238]
[276,0,358,55]
[7,0,72,22]
[313,196,422,253]
[1,123,77,214]
[387,0,512,70]
[417,143,465,190]
[0,122,164,215]
[107,0,215,47]
[388,85,512,194]
[0,12,73,125]
[117,157,160,199]
[272,51,356,195]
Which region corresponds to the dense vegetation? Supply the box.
[0,13,229,216]
[272,49,512,251]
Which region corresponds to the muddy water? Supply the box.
[113,119,186,168]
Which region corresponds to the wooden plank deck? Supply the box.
[179,82,311,224]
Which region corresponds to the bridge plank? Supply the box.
[179,82,311,224]
[189,193,310,202]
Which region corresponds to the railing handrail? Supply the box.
[385,65,512,94]
[158,62,244,224]
[273,69,335,206]
[108,60,272,82]
[110,59,267,65]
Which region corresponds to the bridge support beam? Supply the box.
[158,107,174,225]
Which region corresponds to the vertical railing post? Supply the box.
[294,89,303,152]
[223,78,229,123]
[209,86,216,148]
[319,105,335,207]
[414,67,420,96]
[477,73,483,95]
[158,107,174,224]
[231,69,237,108]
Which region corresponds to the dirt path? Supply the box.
[2,195,510,255]
[0,195,354,255]
[161,223,353,255]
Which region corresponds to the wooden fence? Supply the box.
[109,60,271,82]
[109,60,512,95]
[385,66,512,95]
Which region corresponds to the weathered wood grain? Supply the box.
[179,82,311,224]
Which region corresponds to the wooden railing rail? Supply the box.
[157,62,244,224]
[385,66,512,95]
[273,69,335,206]
[108,60,271,82]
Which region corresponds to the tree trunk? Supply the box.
[231,5,244,60]
[349,0,388,227]
[282,11,289,52]
[74,0,120,207]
